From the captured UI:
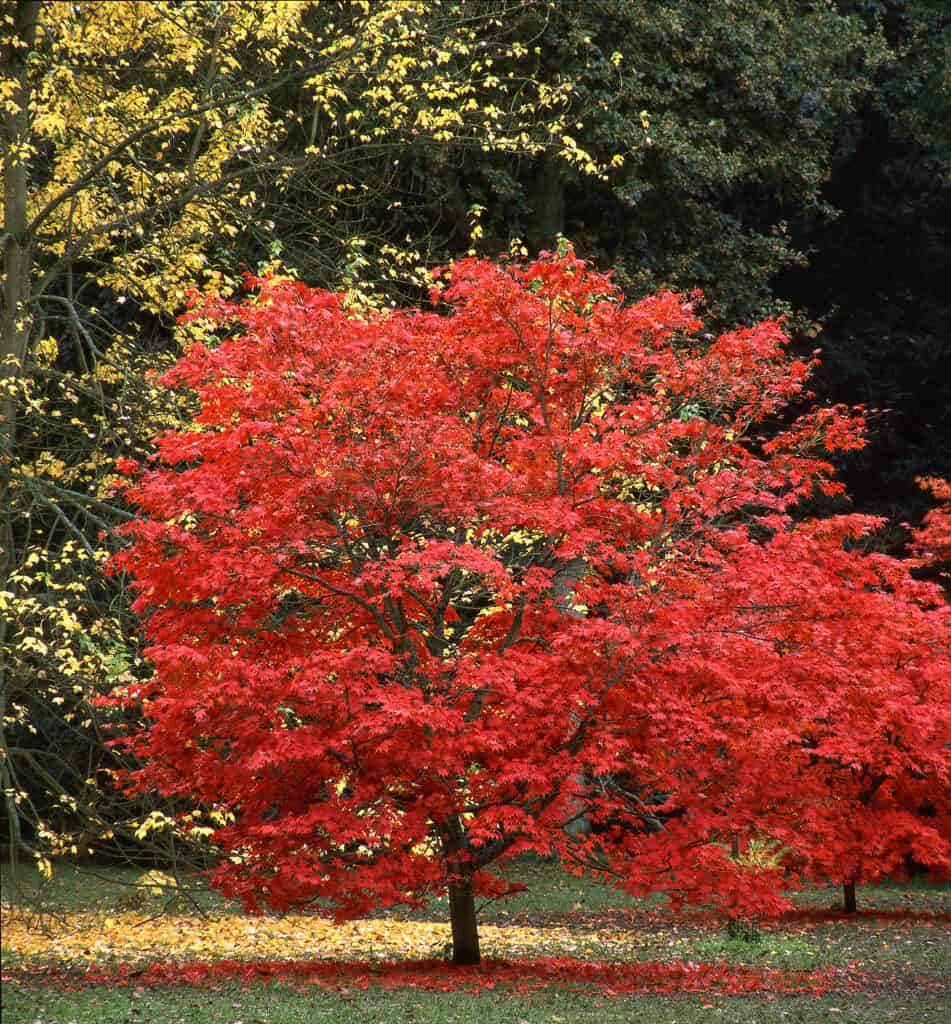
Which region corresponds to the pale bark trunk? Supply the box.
[0,0,39,867]
[1,0,39,574]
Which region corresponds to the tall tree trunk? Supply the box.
[0,0,39,869]
[448,876,480,965]
[532,154,565,249]
[843,880,857,914]
[1,0,39,569]
[1,0,38,374]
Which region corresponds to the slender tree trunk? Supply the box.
[1,0,38,374]
[1,0,39,576]
[727,915,761,942]
[448,876,480,965]
[0,0,39,873]
[726,831,759,941]
[843,880,857,914]
[1,5,39,805]
[532,153,565,249]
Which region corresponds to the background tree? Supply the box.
[0,0,602,871]
[439,0,886,318]
[777,0,951,532]
[653,519,951,914]
[437,0,949,533]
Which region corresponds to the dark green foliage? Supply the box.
[439,0,949,529]
[460,0,888,322]
[778,0,951,529]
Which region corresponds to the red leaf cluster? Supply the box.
[912,477,951,568]
[106,252,951,932]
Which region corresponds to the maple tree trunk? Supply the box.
[843,880,857,914]
[727,915,761,942]
[448,877,480,965]
[726,832,759,941]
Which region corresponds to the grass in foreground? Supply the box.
[5,983,950,1024]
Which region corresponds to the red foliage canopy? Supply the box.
[109,253,950,962]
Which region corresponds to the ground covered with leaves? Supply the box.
[2,861,948,1022]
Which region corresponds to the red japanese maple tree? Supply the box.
[110,253,951,963]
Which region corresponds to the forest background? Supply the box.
[1,0,949,878]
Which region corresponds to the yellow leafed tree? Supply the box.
[1,0,606,875]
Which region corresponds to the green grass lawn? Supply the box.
[3,856,947,921]
[0,860,233,916]
[5,983,950,1024]
[2,859,948,1024]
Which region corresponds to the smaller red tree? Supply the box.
[109,253,950,963]
[638,518,951,913]
[913,477,951,569]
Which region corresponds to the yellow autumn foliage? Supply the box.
[2,0,612,870]
[0,906,645,967]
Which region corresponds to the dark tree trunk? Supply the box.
[727,915,761,942]
[448,877,480,965]
[531,154,565,249]
[843,880,857,914]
